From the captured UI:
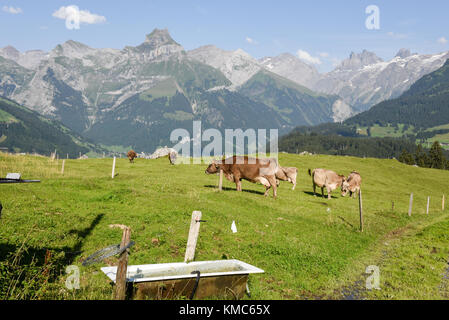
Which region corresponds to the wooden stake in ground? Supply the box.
[185,211,202,263]
[408,193,413,217]
[218,169,223,191]
[359,189,363,232]
[427,196,430,215]
[112,156,116,179]
[61,159,65,175]
[114,226,131,300]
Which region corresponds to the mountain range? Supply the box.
[1,28,448,152]
[280,58,449,156]
[345,59,449,148]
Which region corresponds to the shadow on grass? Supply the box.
[0,213,104,298]
[338,216,355,229]
[203,185,265,196]
[1,213,104,264]
[303,191,338,199]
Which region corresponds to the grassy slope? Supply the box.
[363,215,449,300]
[0,152,448,300]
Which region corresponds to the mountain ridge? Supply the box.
[2,28,448,152]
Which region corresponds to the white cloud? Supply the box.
[387,31,408,39]
[438,37,448,44]
[2,6,23,14]
[297,49,322,65]
[52,5,106,25]
[318,52,330,58]
[246,37,258,45]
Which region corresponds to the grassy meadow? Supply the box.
[0,152,448,300]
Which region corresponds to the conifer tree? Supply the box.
[429,141,445,169]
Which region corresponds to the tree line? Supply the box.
[398,141,449,170]
[279,131,419,159]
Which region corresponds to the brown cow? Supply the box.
[341,171,362,198]
[308,168,345,199]
[205,156,279,198]
[127,150,137,163]
[275,167,298,190]
[168,151,177,165]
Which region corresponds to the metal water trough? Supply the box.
[101,259,264,300]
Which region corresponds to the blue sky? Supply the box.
[1,0,449,72]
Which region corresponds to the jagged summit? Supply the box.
[395,48,417,59]
[258,52,320,88]
[340,50,383,70]
[0,45,20,60]
[51,40,95,60]
[142,28,180,48]
[337,50,383,70]
[131,28,184,60]
[396,48,411,59]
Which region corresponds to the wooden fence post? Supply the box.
[114,226,131,300]
[392,201,395,212]
[218,169,223,191]
[112,156,116,179]
[427,196,430,215]
[408,193,413,217]
[359,189,363,232]
[61,159,65,175]
[185,211,202,263]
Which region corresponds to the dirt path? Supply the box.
[326,214,449,300]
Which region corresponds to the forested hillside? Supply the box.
[0,96,99,157]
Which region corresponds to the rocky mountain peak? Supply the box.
[0,45,20,60]
[51,40,95,59]
[338,50,383,70]
[395,48,414,59]
[143,28,180,48]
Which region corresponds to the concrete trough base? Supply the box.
[101,259,263,300]
[133,274,249,300]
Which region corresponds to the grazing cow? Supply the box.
[168,151,177,165]
[127,150,137,163]
[341,171,362,198]
[308,168,345,199]
[205,156,279,198]
[275,167,298,190]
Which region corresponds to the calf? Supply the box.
[275,167,298,190]
[308,168,345,200]
[341,171,362,198]
[205,156,279,198]
[127,150,137,163]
